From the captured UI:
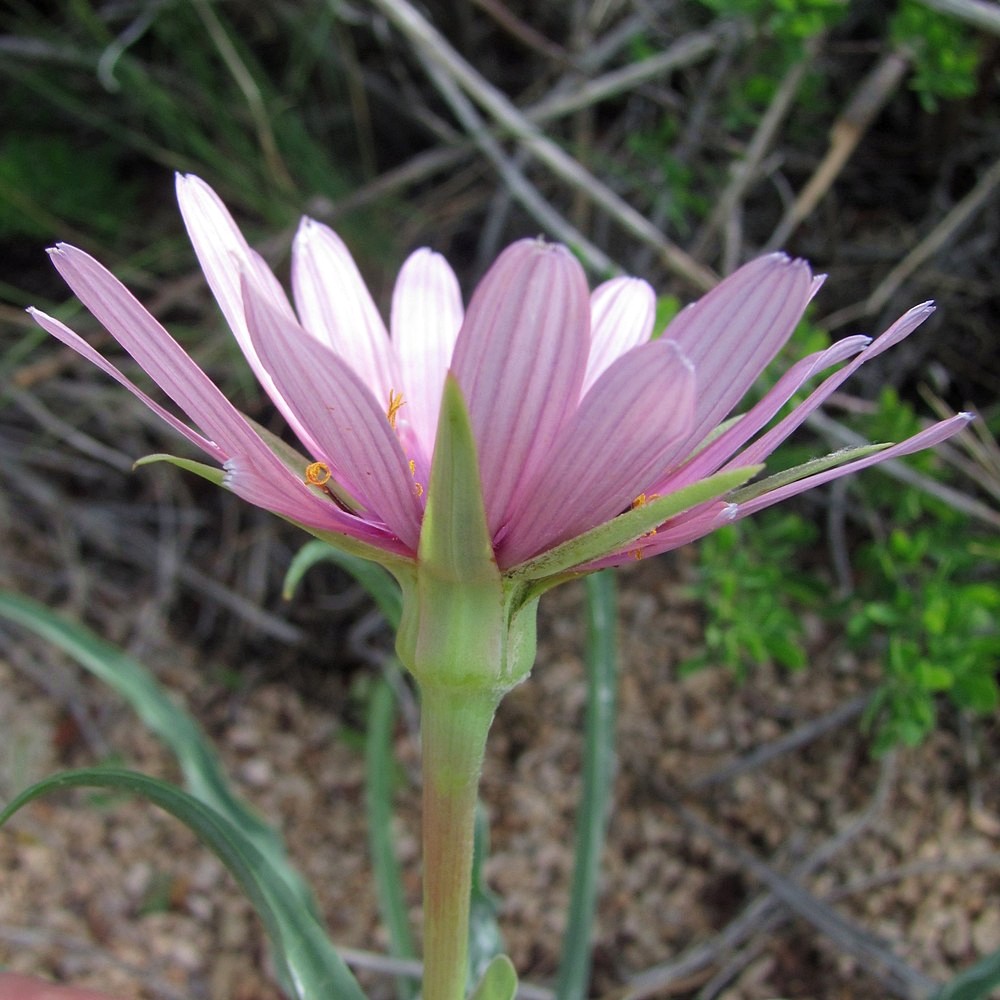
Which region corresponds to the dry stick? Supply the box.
[618,755,899,1000]
[471,0,574,66]
[0,926,190,1000]
[663,800,938,999]
[687,692,871,791]
[863,154,1000,315]
[913,0,1000,34]
[767,51,910,250]
[369,0,718,289]
[692,39,817,263]
[318,29,721,226]
[920,387,1000,503]
[690,755,901,1000]
[527,30,722,129]
[416,48,618,274]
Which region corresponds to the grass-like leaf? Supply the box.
[0,591,315,916]
[0,768,367,1000]
[555,570,617,1000]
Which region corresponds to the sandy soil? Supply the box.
[1,555,998,1000]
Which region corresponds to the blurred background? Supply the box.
[0,2,998,998]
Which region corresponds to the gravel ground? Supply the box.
[2,554,998,1000]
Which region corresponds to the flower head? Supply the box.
[30,175,970,587]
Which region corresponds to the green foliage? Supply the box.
[890,1,981,111]
[699,0,848,42]
[682,514,824,677]
[0,135,138,240]
[624,121,713,236]
[847,391,1000,752]
[686,387,999,752]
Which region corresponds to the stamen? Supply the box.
[408,459,424,499]
[386,389,405,430]
[305,461,332,487]
[304,461,356,514]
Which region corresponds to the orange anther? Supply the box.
[387,389,405,430]
[305,461,332,487]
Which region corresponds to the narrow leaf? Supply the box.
[0,592,315,916]
[555,570,617,1000]
[366,676,418,999]
[134,452,225,486]
[931,946,1000,1000]
[468,955,518,1000]
[284,540,403,629]
[0,769,367,1000]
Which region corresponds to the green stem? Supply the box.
[555,570,618,999]
[419,682,500,1000]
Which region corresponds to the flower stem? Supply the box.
[419,682,500,1000]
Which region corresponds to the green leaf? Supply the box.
[555,571,617,1000]
[468,955,518,1000]
[0,769,367,1000]
[469,802,504,983]
[134,452,225,486]
[931,945,1000,1000]
[284,540,403,629]
[365,676,418,999]
[511,466,762,583]
[0,592,316,916]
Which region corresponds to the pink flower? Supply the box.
[29,175,969,576]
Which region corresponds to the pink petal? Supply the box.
[664,253,813,454]
[38,246,386,541]
[727,303,935,471]
[291,217,398,404]
[28,306,221,460]
[241,275,423,551]
[451,239,590,537]
[390,247,464,470]
[582,277,655,394]
[498,340,695,567]
[730,412,973,519]
[174,174,324,456]
[652,334,871,493]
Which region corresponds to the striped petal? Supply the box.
[291,217,398,405]
[390,247,464,470]
[664,253,813,454]
[451,239,590,538]
[37,245,377,538]
[174,174,327,458]
[728,303,936,471]
[241,275,423,551]
[498,340,695,567]
[583,277,656,394]
[651,334,872,493]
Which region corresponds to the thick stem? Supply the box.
[420,682,499,1000]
